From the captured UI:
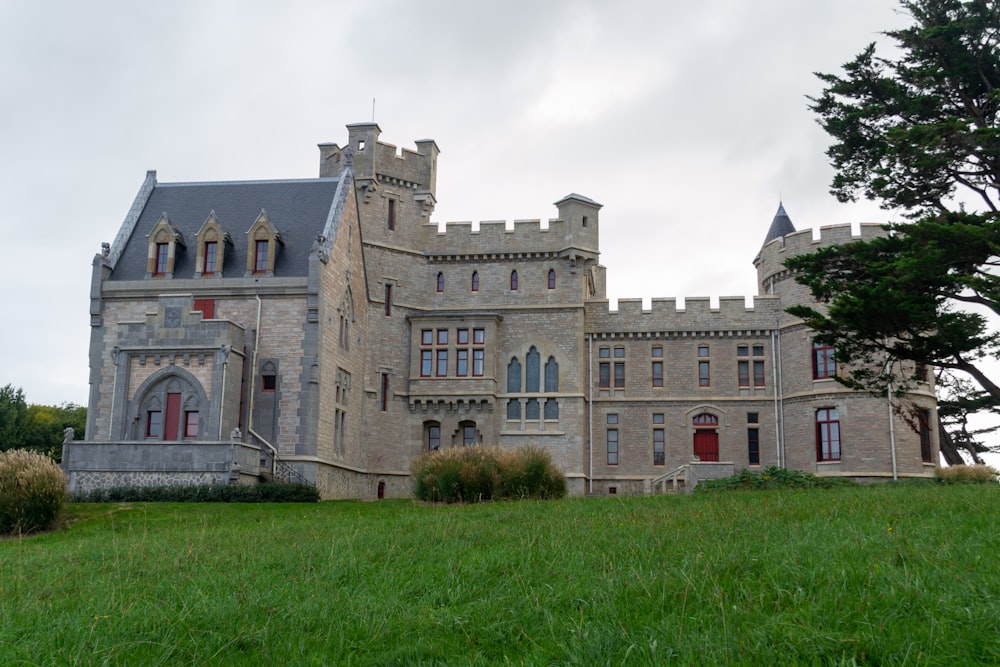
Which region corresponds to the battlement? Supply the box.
[586,295,782,334]
[755,222,888,285]
[319,123,439,194]
[420,211,602,259]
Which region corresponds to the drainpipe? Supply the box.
[109,347,120,439]
[218,352,228,440]
[770,328,780,467]
[588,334,594,494]
[247,295,279,468]
[888,378,898,481]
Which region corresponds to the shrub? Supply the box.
[412,445,566,503]
[694,466,857,493]
[498,446,567,500]
[936,464,1000,484]
[0,449,67,535]
[67,482,320,503]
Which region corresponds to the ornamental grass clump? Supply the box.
[412,445,566,503]
[936,464,1000,484]
[0,449,67,535]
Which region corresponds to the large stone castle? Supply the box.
[63,124,940,497]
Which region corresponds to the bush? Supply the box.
[412,446,566,503]
[694,466,858,493]
[67,482,320,503]
[0,449,67,535]
[936,464,1000,484]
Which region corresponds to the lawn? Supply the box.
[2,484,999,666]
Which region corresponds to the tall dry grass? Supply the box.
[0,449,66,535]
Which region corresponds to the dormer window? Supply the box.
[145,213,185,279]
[195,212,231,278]
[245,211,281,277]
[154,243,169,275]
[254,240,269,273]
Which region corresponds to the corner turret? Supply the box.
[554,193,601,259]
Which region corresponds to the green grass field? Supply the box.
[3,484,999,666]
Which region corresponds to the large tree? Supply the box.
[787,0,1000,458]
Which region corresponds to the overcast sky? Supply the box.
[1,0,911,408]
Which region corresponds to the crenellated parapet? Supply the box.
[755,222,887,293]
[585,295,783,337]
[318,124,438,200]
[421,218,586,259]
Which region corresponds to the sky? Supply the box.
[0,0,913,408]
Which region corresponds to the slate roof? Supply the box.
[760,202,796,249]
[109,178,342,281]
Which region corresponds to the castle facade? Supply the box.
[63,124,939,497]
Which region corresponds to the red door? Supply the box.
[164,393,181,440]
[693,429,719,461]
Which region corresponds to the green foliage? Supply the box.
[67,482,319,503]
[0,449,67,535]
[795,0,1000,452]
[0,384,86,460]
[0,384,27,452]
[810,0,1000,218]
[936,463,1000,483]
[694,466,858,492]
[411,445,566,503]
[499,445,568,499]
[4,486,1000,664]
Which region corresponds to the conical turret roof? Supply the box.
[761,202,795,248]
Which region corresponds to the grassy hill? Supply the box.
[3,484,999,665]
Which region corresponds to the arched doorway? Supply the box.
[692,413,720,462]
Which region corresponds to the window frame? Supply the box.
[813,342,837,379]
[816,408,841,461]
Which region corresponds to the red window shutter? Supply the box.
[193,299,215,319]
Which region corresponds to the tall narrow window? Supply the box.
[526,347,541,392]
[471,271,479,292]
[919,409,932,463]
[254,240,269,273]
[599,362,610,388]
[146,410,163,438]
[510,270,519,291]
[507,358,521,392]
[203,241,218,275]
[748,428,760,465]
[155,243,169,275]
[652,361,663,387]
[653,413,665,466]
[462,422,476,447]
[384,284,393,316]
[473,349,484,377]
[436,272,444,293]
[456,349,468,376]
[607,414,619,465]
[427,423,440,451]
[816,408,841,461]
[436,349,448,377]
[380,373,389,412]
[753,360,766,387]
[387,198,396,231]
[738,360,750,387]
[184,411,199,439]
[420,350,432,377]
[813,342,836,379]
[544,357,559,419]
[698,361,710,387]
[548,269,556,290]
[614,362,625,388]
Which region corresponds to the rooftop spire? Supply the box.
[760,201,795,248]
